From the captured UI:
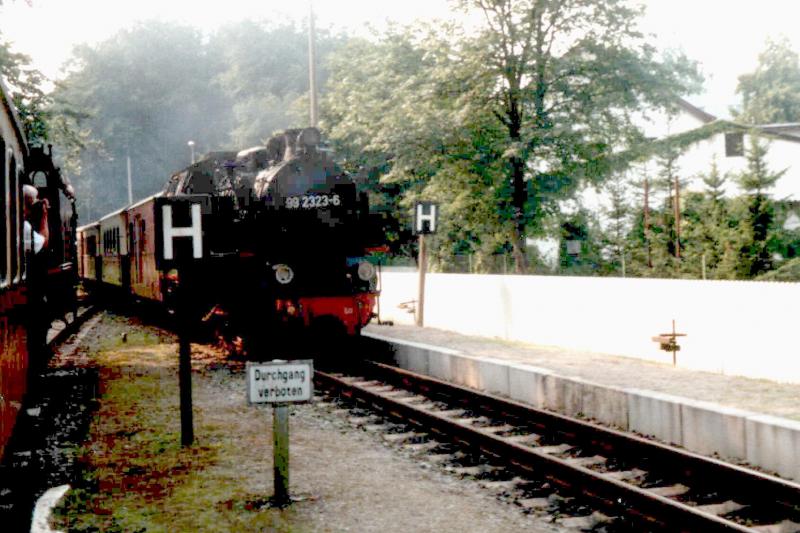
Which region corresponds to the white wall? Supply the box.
[376,271,800,383]
[640,105,800,200]
[676,133,800,200]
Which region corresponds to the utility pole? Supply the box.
[308,1,318,128]
[126,154,133,205]
[674,173,681,259]
[644,175,652,268]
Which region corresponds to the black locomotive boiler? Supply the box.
[79,127,383,354]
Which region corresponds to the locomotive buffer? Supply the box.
[155,196,210,446]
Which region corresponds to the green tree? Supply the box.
[0,30,50,143]
[557,204,605,275]
[696,160,731,277]
[323,26,495,269]
[53,21,230,219]
[626,163,657,274]
[600,173,631,275]
[734,135,784,277]
[735,37,800,124]
[209,20,347,147]
[646,147,688,276]
[54,19,348,222]
[453,0,700,272]
[324,1,700,273]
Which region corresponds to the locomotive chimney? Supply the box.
[297,127,321,155]
[282,129,301,160]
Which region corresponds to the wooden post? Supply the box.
[671,319,678,366]
[273,404,290,505]
[674,174,681,259]
[701,253,707,280]
[416,234,427,327]
[644,175,652,269]
[178,274,194,447]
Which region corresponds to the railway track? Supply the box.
[315,361,800,532]
[0,305,100,529]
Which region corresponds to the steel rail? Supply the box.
[366,362,800,509]
[316,364,800,532]
[48,306,97,348]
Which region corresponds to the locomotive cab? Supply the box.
[24,145,78,323]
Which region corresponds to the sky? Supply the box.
[1,0,800,118]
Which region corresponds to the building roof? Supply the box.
[676,98,716,124]
[675,98,800,145]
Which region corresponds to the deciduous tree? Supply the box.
[324,0,701,273]
[734,37,800,124]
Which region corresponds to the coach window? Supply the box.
[31,170,47,188]
[0,141,6,284]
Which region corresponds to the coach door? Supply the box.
[0,144,28,459]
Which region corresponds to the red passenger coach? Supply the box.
[77,221,100,287]
[78,194,164,303]
[126,195,161,302]
[0,78,79,461]
[0,79,30,460]
[97,208,127,289]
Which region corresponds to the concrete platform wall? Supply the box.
[368,332,800,481]
[376,271,800,383]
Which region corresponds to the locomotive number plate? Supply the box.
[286,194,341,210]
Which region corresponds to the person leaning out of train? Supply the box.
[23,184,49,254]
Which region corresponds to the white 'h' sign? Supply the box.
[415,202,438,234]
[162,203,203,259]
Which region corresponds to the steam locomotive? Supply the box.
[77,127,383,353]
[0,78,78,460]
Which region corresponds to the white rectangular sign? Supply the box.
[247,360,314,404]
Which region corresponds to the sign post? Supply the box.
[416,234,427,327]
[155,196,209,447]
[177,292,194,446]
[413,202,438,327]
[247,359,314,506]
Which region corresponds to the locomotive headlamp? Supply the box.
[273,264,294,284]
[357,261,376,281]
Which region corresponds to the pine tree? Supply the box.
[698,159,730,277]
[600,173,632,276]
[650,149,688,276]
[627,164,656,274]
[734,136,784,277]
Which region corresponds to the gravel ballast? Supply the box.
[27,311,566,532]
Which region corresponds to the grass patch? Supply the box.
[52,315,303,532]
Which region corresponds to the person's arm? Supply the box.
[36,198,49,250]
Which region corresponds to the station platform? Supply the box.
[363,323,800,482]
